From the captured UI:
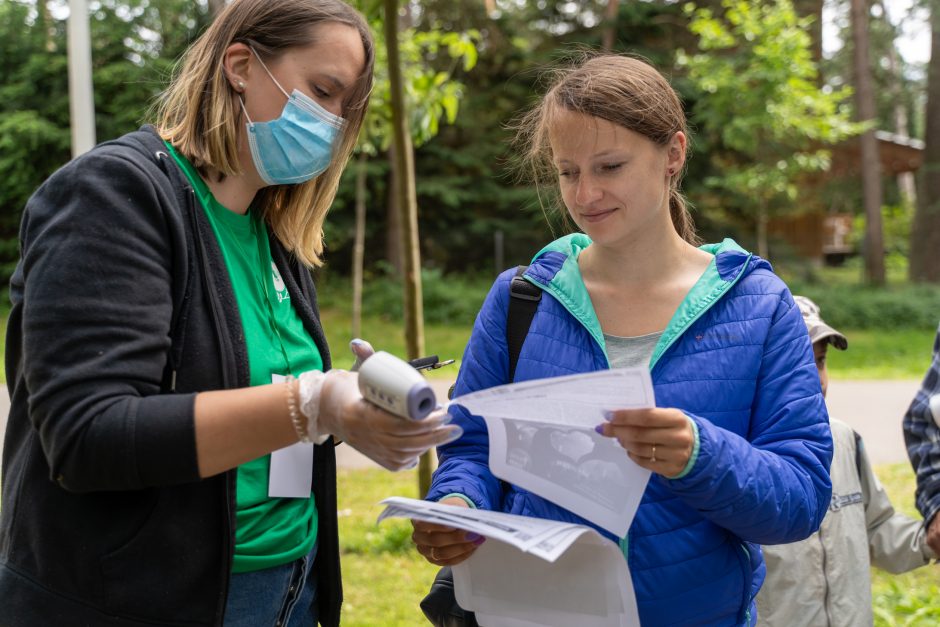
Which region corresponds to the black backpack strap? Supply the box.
[854,429,864,480]
[507,265,541,382]
[447,266,541,401]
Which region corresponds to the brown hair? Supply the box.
[154,0,375,267]
[513,53,700,245]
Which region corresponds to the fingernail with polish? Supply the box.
[473,536,486,546]
[350,338,365,346]
[465,532,482,542]
[602,410,615,421]
[438,413,453,425]
[594,423,606,435]
[444,426,464,443]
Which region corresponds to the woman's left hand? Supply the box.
[596,408,694,478]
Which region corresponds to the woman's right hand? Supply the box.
[317,369,461,471]
[412,497,485,566]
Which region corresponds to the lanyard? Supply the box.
[250,214,295,377]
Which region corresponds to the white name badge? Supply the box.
[268,373,314,498]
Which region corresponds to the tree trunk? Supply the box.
[384,0,431,496]
[793,0,824,67]
[850,0,886,285]
[385,144,403,274]
[756,203,769,261]
[207,0,225,18]
[351,153,367,339]
[909,0,940,283]
[601,0,620,52]
[887,59,917,205]
[40,0,56,51]
[876,0,918,206]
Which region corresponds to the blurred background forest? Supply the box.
[1,0,939,338]
[3,2,940,623]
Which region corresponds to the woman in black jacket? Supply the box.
[0,1,459,626]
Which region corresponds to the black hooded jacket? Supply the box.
[0,126,341,626]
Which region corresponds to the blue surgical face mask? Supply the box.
[239,48,346,186]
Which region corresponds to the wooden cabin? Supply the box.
[768,131,924,263]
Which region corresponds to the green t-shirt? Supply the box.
[166,143,322,573]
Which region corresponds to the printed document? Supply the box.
[378,497,639,627]
[449,368,654,537]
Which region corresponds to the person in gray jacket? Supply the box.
[756,295,935,626]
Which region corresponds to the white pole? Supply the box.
[67,0,96,158]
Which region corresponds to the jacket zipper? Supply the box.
[523,255,753,594]
[737,543,753,625]
[820,523,832,626]
[186,187,238,625]
[189,190,236,389]
[649,253,753,372]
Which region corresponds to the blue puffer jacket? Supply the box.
[427,234,833,626]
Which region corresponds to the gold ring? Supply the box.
[650,444,657,463]
[431,547,438,561]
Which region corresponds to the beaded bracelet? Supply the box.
[297,370,331,445]
[285,375,310,443]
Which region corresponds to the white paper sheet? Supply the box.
[378,497,639,627]
[449,368,655,537]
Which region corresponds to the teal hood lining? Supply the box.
[524,234,753,369]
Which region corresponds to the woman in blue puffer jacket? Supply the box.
[411,54,833,626]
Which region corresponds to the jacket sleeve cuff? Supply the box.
[924,501,940,532]
[666,414,700,480]
[439,493,477,508]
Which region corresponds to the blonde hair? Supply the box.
[154,0,375,267]
[513,53,700,245]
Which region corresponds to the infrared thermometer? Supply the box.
[358,351,437,420]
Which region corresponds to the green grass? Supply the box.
[828,328,936,380]
[337,464,940,626]
[871,464,940,626]
[337,468,439,627]
[320,307,470,380]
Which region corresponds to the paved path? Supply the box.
[0,379,924,469]
[825,379,921,466]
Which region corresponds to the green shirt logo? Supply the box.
[271,262,290,303]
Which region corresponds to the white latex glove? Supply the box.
[349,338,375,371]
[297,339,461,471]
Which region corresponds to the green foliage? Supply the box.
[1,0,926,287]
[327,0,698,275]
[319,264,491,325]
[678,0,862,218]
[787,282,940,331]
[848,204,914,258]
[821,0,925,141]
[349,1,480,154]
[0,0,211,288]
